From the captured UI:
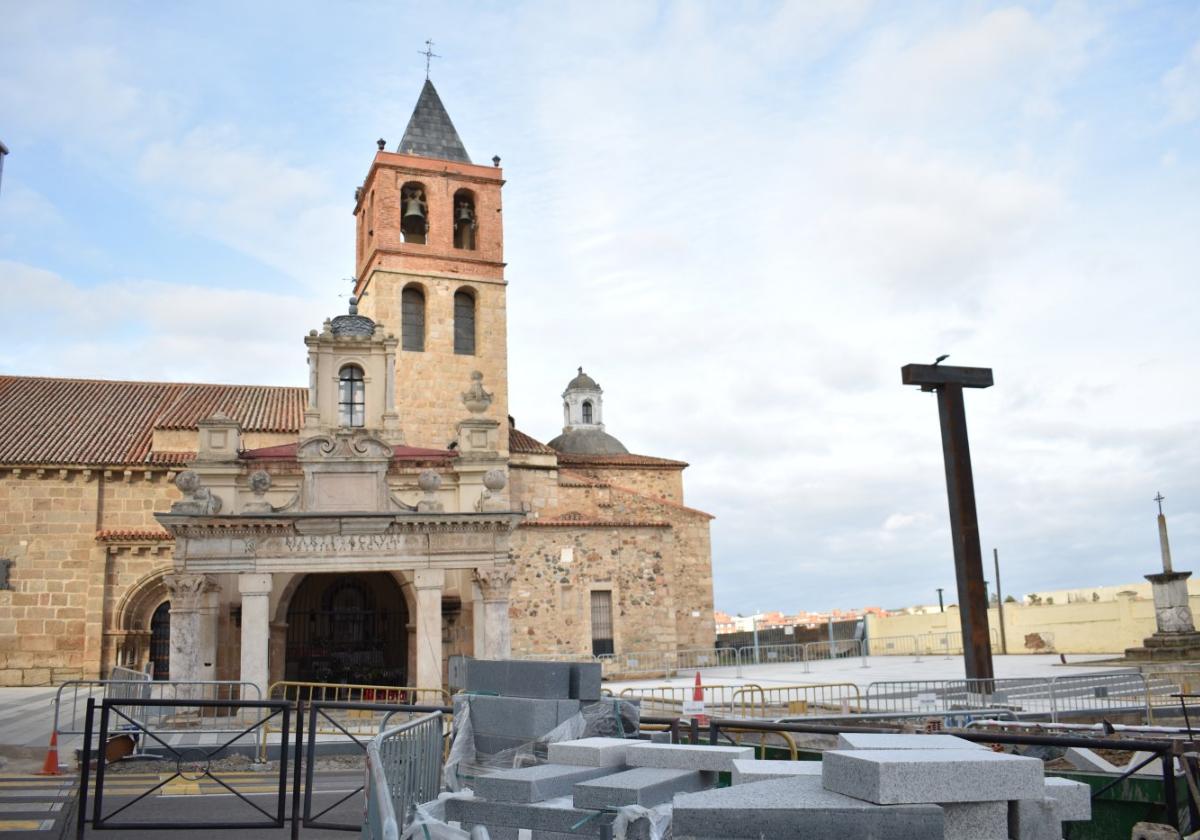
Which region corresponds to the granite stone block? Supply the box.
[463,659,573,700]
[573,767,710,808]
[469,696,566,741]
[569,662,603,701]
[448,796,615,836]
[505,661,572,700]
[556,699,582,724]
[822,749,1044,804]
[547,737,632,768]
[464,659,511,695]
[836,733,984,751]
[943,800,1008,839]
[1044,776,1091,821]
[473,763,615,804]
[731,759,822,785]
[1009,798,1062,840]
[625,741,753,772]
[671,775,944,839]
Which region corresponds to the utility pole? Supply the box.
[994,548,1009,654]
[902,361,996,684]
[936,588,944,613]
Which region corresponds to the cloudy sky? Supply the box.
[2,2,1198,614]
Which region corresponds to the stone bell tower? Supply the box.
[353,79,508,453]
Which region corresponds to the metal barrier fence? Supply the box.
[618,684,762,717]
[864,630,1004,660]
[108,666,151,682]
[860,672,1173,722]
[730,683,864,718]
[362,712,444,839]
[265,681,450,742]
[53,679,262,746]
[735,640,867,673]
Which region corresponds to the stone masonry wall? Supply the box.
[0,468,179,685]
[509,525,678,657]
[573,466,684,504]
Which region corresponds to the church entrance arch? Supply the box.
[284,572,408,685]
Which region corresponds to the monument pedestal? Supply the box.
[1125,571,1200,661]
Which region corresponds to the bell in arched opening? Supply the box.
[453,189,476,250]
[401,183,428,244]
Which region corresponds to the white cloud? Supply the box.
[1163,39,1200,124]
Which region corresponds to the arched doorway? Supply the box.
[284,573,408,685]
[149,601,171,679]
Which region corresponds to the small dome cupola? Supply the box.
[547,367,629,455]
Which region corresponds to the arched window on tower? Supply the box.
[582,400,594,424]
[400,181,428,244]
[453,189,476,250]
[401,285,425,352]
[454,289,476,355]
[338,365,365,427]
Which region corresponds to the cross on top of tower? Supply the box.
[419,39,441,79]
[1155,492,1166,516]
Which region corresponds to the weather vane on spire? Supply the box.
[419,39,441,79]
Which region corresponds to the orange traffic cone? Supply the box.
[35,731,62,776]
[692,671,707,727]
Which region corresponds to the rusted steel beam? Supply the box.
[903,362,995,683]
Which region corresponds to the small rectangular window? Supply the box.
[590,590,614,657]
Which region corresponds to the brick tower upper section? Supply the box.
[353,80,508,452]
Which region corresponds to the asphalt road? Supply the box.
[1,769,369,839]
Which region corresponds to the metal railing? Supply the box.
[618,684,761,717]
[861,672,1167,722]
[864,629,1004,659]
[730,683,863,718]
[362,712,444,839]
[53,679,262,746]
[265,681,449,740]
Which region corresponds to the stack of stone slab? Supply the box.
[673,733,1093,840]
[453,659,605,755]
[447,738,749,839]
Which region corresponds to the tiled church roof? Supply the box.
[556,451,688,469]
[398,79,471,163]
[509,427,555,455]
[0,376,304,466]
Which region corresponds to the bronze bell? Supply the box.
[403,190,426,223]
[456,201,475,225]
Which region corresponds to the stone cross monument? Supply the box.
[1126,494,1200,661]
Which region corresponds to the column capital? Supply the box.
[238,573,273,597]
[163,573,217,610]
[474,564,516,601]
[413,568,445,591]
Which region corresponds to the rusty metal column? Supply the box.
[935,382,993,683]
[902,363,995,684]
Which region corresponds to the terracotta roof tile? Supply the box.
[509,427,555,455]
[555,451,688,469]
[0,375,304,466]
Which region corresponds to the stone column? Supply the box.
[413,569,445,689]
[238,574,273,699]
[474,565,516,660]
[164,573,217,684]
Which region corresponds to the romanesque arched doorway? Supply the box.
[284,573,408,685]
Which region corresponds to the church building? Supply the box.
[0,80,716,692]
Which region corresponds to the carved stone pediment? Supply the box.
[297,431,393,462]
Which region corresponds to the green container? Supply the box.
[1054,770,1189,840]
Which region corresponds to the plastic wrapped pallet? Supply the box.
[445,694,641,792]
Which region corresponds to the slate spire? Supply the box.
[398,79,471,164]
